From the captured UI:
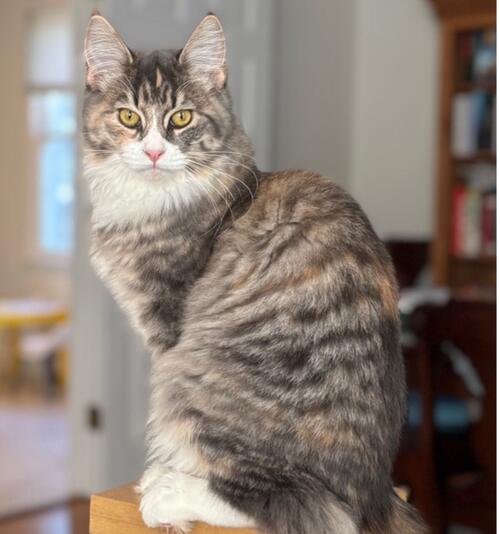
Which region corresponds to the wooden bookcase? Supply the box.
[431,0,496,289]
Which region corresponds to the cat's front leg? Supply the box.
[138,465,255,532]
[138,465,193,532]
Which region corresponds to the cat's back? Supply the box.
[219,170,396,297]
[232,170,379,249]
[190,169,400,337]
[239,169,357,231]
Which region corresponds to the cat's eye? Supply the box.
[118,108,141,128]
[170,110,193,128]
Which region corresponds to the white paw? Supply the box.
[139,471,193,532]
[138,467,256,530]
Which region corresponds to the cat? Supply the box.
[83,12,427,534]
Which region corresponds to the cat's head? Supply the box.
[83,14,254,227]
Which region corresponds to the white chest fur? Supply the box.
[84,154,202,228]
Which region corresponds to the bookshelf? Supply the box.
[431,1,496,290]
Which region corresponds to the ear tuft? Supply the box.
[84,15,132,90]
[179,15,226,89]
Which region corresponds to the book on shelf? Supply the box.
[452,28,496,158]
[482,193,496,257]
[473,29,496,83]
[451,181,496,259]
[451,91,496,157]
[456,31,474,84]
[456,28,496,86]
[462,188,481,257]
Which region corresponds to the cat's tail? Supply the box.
[260,485,359,534]
[363,493,429,534]
[261,486,428,534]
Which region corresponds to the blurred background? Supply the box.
[0,0,495,533]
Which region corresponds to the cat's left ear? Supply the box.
[179,15,227,89]
[84,13,133,90]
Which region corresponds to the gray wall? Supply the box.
[350,0,438,239]
[273,0,357,188]
[273,0,439,239]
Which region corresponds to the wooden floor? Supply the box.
[0,389,70,516]
[0,387,86,532]
[0,500,89,534]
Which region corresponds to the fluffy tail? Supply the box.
[260,486,359,534]
[260,488,428,534]
[363,493,429,534]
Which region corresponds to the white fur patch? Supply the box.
[138,467,255,531]
[84,143,201,227]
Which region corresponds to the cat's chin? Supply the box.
[133,166,184,182]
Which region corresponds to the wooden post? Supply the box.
[89,483,259,534]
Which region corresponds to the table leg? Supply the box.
[55,347,67,391]
[7,326,21,386]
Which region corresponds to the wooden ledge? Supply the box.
[90,482,410,533]
[89,483,258,533]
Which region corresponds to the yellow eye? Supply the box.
[118,108,140,128]
[170,110,192,128]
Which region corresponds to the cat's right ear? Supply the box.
[84,14,133,90]
[179,15,227,89]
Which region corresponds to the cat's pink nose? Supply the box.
[144,149,165,163]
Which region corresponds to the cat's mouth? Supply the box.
[117,152,186,178]
[134,164,184,179]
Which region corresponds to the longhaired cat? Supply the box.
[83,13,427,534]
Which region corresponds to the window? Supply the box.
[26,6,75,259]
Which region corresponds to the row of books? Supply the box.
[456,28,496,85]
[451,91,496,157]
[451,184,496,258]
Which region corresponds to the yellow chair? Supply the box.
[0,298,68,386]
